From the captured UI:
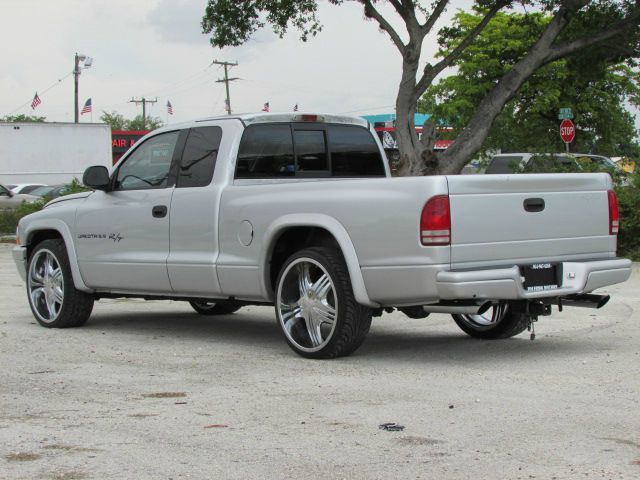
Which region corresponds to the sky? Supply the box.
[0,0,637,136]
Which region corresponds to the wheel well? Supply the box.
[268,227,341,293]
[27,230,63,259]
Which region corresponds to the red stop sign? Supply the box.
[560,119,575,143]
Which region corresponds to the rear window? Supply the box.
[235,123,385,179]
[486,155,524,174]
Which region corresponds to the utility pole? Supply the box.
[129,97,157,129]
[212,60,238,115]
[73,53,92,123]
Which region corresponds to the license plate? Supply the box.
[521,263,561,292]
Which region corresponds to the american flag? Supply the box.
[262,102,269,112]
[81,98,92,115]
[224,98,230,113]
[31,92,41,110]
[293,104,298,112]
[166,100,173,115]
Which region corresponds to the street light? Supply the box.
[74,53,93,123]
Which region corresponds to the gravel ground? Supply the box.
[1,243,638,480]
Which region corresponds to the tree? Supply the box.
[202,0,639,175]
[420,10,640,158]
[99,111,163,131]
[1,114,46,122]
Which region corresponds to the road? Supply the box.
[1,243,638,480]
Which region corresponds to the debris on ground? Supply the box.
[378,422,405,432]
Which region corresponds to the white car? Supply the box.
[0,184,40,210]
[8,183,46,195]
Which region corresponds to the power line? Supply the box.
[129,97,157,128]
[6,71,74,116]
[212,59,238,115]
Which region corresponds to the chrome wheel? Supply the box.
[454,304,508,331]
[28,249,64,324]
[276,257,338,353]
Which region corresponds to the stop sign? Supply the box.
[560,119,575,143]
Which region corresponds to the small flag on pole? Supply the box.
[31,92,41,110]
[262,102,269,112]
[293,104,298,112]
[81,98,92,115]
[224,98,230,113]
[166,100,173,115]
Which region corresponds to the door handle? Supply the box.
[523,198,545,212]
[152,205,168,218]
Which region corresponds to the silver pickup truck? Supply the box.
[13,113,632,358]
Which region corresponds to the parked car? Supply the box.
[13,113,632,358]
[0,183,39,209]
[28,185,70,200]
[8,183,46,195]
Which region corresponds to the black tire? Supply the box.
[452,304,529,339]
[275,246,372,359]
[26,238,94,328]
[189,301,242,315]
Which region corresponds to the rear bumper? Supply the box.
[436,258,632,300]
[12,246,27,282]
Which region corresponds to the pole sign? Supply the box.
[560,119,575,144]
[558,107,573,120]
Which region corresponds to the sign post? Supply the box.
[559,119,575,153]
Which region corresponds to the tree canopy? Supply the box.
[420,9,640,159]
[1,114,46,123]
[203,0,639,175]
[100,111,163,131]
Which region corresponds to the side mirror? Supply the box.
[83,165,110,191]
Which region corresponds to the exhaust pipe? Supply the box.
[422,300,492,315]
[560,294,610,309]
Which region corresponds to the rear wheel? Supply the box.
[27,239,94,328]
[452,304,529,339]
[275,247,372,359]
[189,301,242,315]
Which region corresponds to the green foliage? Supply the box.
[202,0,327,47]
[1,114,46,123]
[100,111,163,131]
[420,9,640,157]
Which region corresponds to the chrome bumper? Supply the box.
[436,258,632,300]
[12,246,27,282]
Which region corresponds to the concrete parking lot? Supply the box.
[1,242,638,480]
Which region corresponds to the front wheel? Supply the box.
[275,247,372,359]
[27,239,94,328]
[452,304,529,339]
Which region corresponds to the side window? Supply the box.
[294,130,328,173]
[328,126,385,177]
[115,131,179,190]
[177,126,222,188]
[236,125,294,178]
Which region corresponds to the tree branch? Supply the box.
[543,9,640,65]
[362,0,406,53]
[413,1,508,98]
[421,0,450,36]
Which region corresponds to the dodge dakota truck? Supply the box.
[13,113,632,358]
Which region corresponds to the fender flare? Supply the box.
[260,214,379,308]
[24,219,93,293]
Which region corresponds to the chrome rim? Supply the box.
[276,258,338,353]
[28,249,64,323]
[456,304,508,331]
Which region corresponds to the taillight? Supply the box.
[608,189,619,235]
[421,195,451,246]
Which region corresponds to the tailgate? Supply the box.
[446,173,614,267]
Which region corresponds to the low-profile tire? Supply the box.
[452,304,529,339]
[27,239,94,328]
[275,246,372,359]
[189,301,242,315]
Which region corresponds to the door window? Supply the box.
[177,126,222,188]
[115,131,179,190]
